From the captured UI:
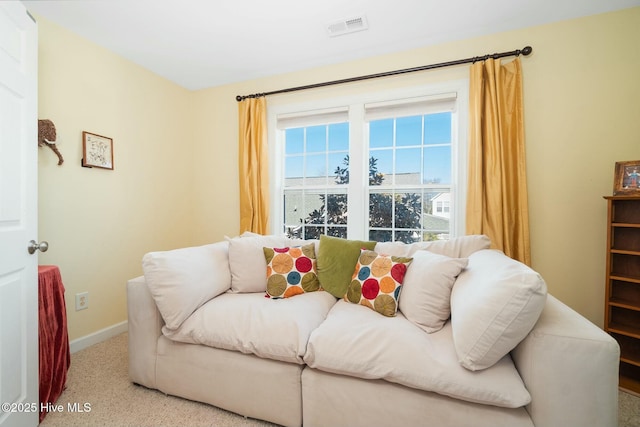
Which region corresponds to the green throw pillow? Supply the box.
[317,235,377,298]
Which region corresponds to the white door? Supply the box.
[0,2,39,427]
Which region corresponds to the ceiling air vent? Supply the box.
[326,15,369,37]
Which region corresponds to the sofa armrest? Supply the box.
[511,295,620,427]
[127,276,163,388]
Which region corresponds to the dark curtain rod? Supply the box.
[236,46,532,102]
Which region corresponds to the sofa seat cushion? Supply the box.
[303,300,531,408]
[163,291,337,364]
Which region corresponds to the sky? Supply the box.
[284,112,452,186]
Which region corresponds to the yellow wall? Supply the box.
[524,10,640,325]
[37,17,196,340]
[37,8,640,340]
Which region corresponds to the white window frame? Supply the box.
[267,79,469,240]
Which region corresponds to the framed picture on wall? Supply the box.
[613,160,640,195]
[82,131,113,170]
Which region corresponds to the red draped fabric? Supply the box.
[38,265,70,422]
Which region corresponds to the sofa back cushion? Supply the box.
[317,235,377,298]
[142,241,231,330]
[374,234,491,258]
[227,234,299,293]
[399,251,468,333]
[450,249,547,371]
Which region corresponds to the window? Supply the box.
[282,122,350,239]
[269,81,468,242]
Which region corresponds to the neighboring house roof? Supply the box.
[430,192,450,202]
[423,213,449,232]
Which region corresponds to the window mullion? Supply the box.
[391,118,397,237]
[323,125,329,231]
[347,104,365,239]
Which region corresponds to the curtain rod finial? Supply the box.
[521,46,533,56]
[236,95,243,102]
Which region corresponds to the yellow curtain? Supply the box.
[466,57,531,265]
[238,97,269,235]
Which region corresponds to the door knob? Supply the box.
[28,240,49,254]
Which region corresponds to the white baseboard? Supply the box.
[69,320,128,354]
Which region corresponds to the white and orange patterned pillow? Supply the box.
[344,249,413,317]
[264,243,320,298]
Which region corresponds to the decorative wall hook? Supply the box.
[38,119,64,165]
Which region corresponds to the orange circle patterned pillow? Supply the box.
[263,243,320,298]
[345,249,413,316]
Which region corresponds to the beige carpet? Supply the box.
[40,332,640,427]
[619,389,640,427]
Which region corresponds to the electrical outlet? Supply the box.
[76,292,89,311]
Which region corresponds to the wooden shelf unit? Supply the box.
[604,195,640,394]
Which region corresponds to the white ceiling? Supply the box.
[23,0,640,91]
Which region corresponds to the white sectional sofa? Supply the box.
[127,234,620,427]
